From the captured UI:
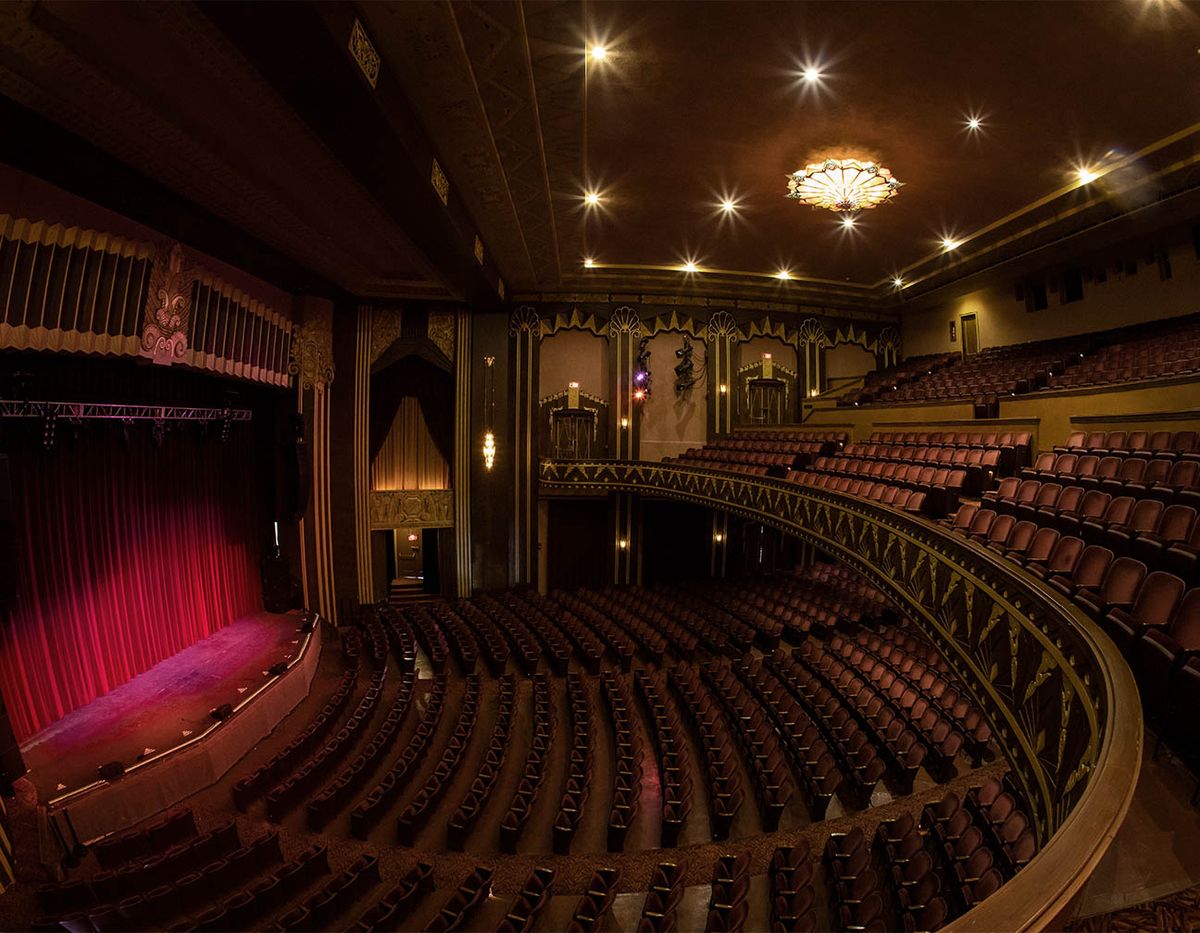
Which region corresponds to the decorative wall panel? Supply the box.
[370,489,454,529]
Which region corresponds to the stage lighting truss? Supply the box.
[0,400,253,422]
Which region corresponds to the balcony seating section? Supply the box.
[600,670,645,851]
[636,862,685,933]
[423,865,493,933]
[635,669,695,846]
[1043,314,1200,390]
[446,675,517,849]
[787,461,940,518]
[232,668,357,811]
[670,664,747,840]
[350,675,449,840]
[307,672,417,830]
[266,670,387,822]
[396,674,483,845]
[670,430,848,476]
[566,868,620,933]
[496,867,555,933]
[838,352,960,407]
[553,672,595,854]
[353,861,433,932]
[850,429,1032,478]
[500,673,556,853]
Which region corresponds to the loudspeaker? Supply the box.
[98,761,125,782]
[277,413,310,522]
[210,703,233,721]
[0,454,16,614]
[268,662,287,677]
[0,696,26,796]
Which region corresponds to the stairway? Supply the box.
[388,578,438,609]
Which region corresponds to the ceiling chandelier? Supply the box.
[786,158,903,212]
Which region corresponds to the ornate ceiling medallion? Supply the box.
[786,158,903,212]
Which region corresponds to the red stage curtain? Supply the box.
[0,427,262,742]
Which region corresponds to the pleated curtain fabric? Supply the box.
[0,427,262,742]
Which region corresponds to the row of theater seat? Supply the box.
[553,672,594,854]
[396,674,483,845]
[1019,453,1200,505]
[1053,429,1200,461]
[849,430,1033,476]
[447,676,516,849]
[635,670,694,846]
[600,670,644,851]
[1043,316,1200,390]
[788,465,935,517]
[669,431,848,476]
[349,675,448,839]
[971,487,1200,582]
[499,673,555,853]
[839,352,960,407]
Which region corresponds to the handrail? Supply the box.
[538,459,1142,932]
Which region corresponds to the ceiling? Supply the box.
[366,0,1200,302]
[0,1,448,300]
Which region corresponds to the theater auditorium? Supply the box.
[0,2,1197,931]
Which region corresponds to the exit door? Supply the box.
[961,313,979,355]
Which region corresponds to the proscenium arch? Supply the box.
[538,459,1141,932]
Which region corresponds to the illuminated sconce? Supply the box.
[482,356,497,470]
[620,417,629,429]
[763,353,772,360]
[714,532,725,543]
[718,383,728,394]
[633,388,646,401]
[617,538,628,550]
[406,533,419,542]
[567,381,580,409]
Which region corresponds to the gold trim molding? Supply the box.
[369,489,454,529]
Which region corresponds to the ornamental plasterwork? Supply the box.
[370,489,453,529]
[541,307,606,338]
[348,19,381,89]
[427,311,456,360]
[289,302,336,389]
[510,305,542,337]
[705,310,741,343]
[370,307,403,364]
[537,458,1115,843]
[140,242,194,366]
[797,317,831,347]
[607,306,643,339]
[431,159,450,206]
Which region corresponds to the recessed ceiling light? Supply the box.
[584,191,602,206]
[840,215,857,229]
[892,276,904,288]
[583,257,596,268]
[802,65,823,83]
[589,45,608,62]
[942,237,960,250]
[1077,168,1099,184]
[681,261,699,273]
[965,114,983,132]
[775,269,792,280]
[720,198,737,213]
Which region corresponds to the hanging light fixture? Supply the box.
[786,158,903,212]
[482,356,496,470]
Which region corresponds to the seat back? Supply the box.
[1047,536,1085,574]
[1026,527,1061,562]
[1101,497,1136,527]
[1070,545,1113,588]
[1078,490,1110,519]
[1100,557,1147,604]
[1004,521,1038,555]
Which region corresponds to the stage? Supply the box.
[21,611,320,841]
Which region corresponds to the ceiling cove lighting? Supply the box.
[786,158,903,212]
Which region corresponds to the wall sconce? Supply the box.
[718,383,728,394]
[482,356,496,470]
[763,352,772,360]
[617,538,628,550]
[714,532,724,543]
[620,417,629,429]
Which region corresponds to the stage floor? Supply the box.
[21,611,303,800]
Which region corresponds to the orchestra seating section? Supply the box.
[669,430,847,475]
[29,563,1031,933]
[838,312,1200,406]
